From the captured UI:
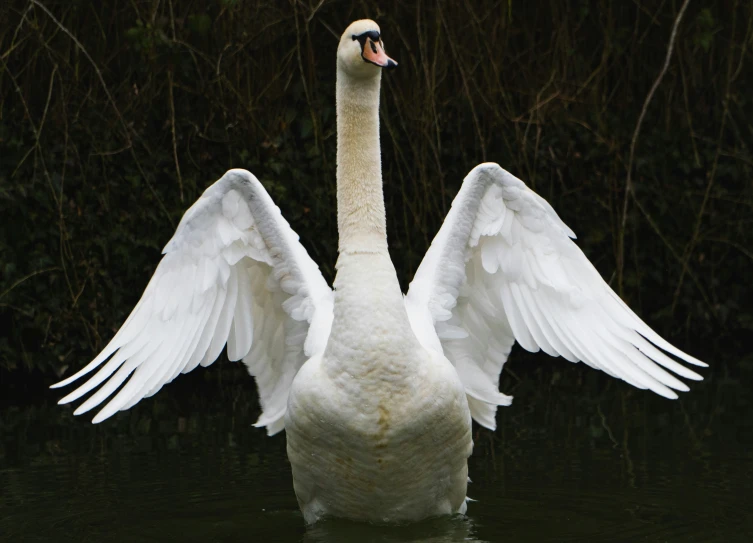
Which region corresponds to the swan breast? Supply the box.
[285,350,472,523]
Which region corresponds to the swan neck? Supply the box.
[336,69,387,254]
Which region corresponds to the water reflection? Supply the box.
[1,362,751,541]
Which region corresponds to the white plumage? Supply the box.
[54,170,333,434]
[53,19,706,524]
[405,163,704,429]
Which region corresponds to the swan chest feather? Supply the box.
[284,253,473,523]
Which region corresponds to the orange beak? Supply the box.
[362,38,397,70]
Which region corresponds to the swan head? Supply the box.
[337,19,397,78]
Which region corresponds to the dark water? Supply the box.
[2,358,752,542]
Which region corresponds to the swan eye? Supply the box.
[352,30,381,51]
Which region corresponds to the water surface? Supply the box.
[2,359,751,542]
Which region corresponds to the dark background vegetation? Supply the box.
[0,0,751,409]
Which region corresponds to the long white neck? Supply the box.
[324,65,422,381]
[335,69,387,254]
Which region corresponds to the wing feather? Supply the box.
[407,163,705,430]
[53,169,333,432]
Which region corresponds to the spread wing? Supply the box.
[405,163,706,430]
[52,169,333,434]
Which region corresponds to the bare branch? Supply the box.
[617,0,692,295]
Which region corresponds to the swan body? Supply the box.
[52,19,707,524]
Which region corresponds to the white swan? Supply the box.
[52,20,706,524]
